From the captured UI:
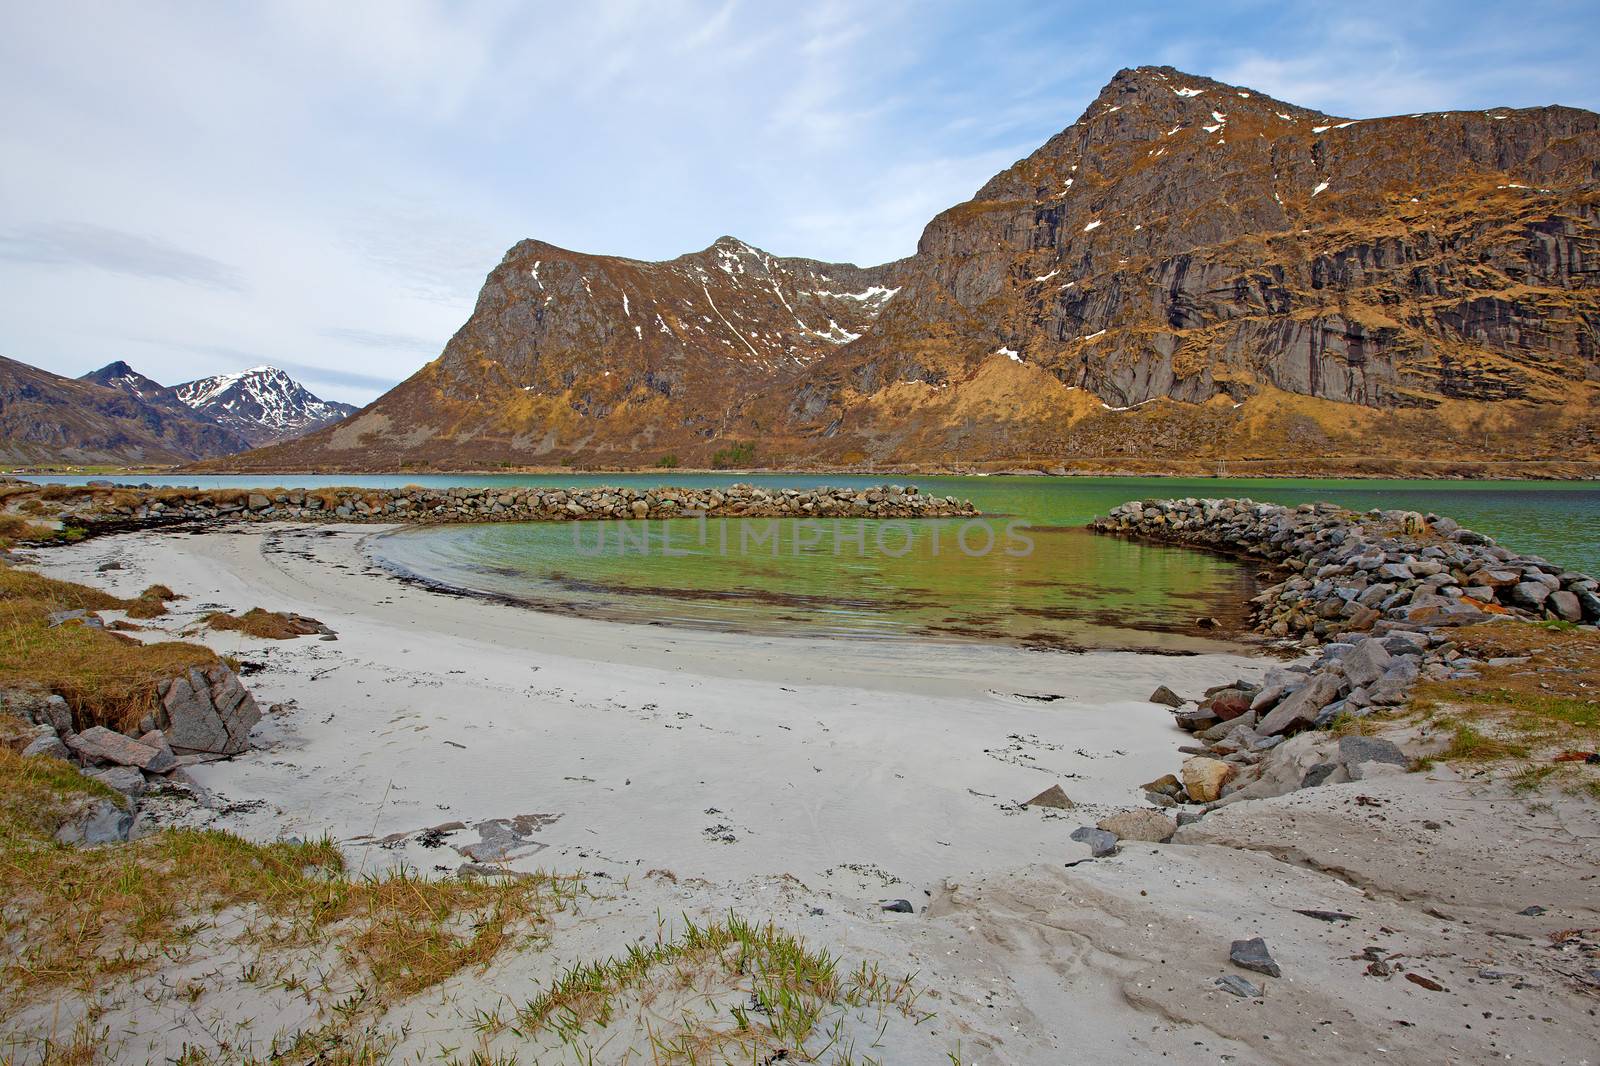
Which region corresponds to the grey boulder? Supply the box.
[157,664,262,755]
[1229,937,1282,978]
[88,765,148,797]
[1257,673,1343,736]
[66,726,175,773]
[1338,735,1410,780]
[21,733,71,760]
[1070,826,1120,858]
[1342,639,1392,688]
[53,797,133,846]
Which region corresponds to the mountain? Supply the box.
[171,366,357,447]
[207,67,1600,474]
[79,360,179,407]
[201,238,902,469]
[0,355,246,466]
[0,357,358,468]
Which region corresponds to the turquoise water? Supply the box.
[26,474,1600,572]
[28,473,1597,647]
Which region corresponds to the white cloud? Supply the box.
[0,1,1592,405]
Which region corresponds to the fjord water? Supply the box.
[36,473,1597,648]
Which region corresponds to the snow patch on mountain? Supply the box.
[175,366,356,444]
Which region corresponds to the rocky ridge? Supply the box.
[1085,497,1598,816]
[169,365,358,446]
[83,360,356,449]
[0,355,358,467]
[213,66,1600,473]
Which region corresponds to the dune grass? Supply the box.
[512,911,927,1063]
[0,743,587,1039]
[1402,620,1600,797]
[0,565,216,731]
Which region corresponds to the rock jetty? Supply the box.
[28,482,979,535]
[1088,497,1598,814]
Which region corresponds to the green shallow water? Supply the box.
[369,516,1262,651]
[28,474,1600,647]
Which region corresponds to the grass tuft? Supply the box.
[518,911,925,1060]
[0,745,585,1026]
[203,608,325,640]
[0,564,216,731]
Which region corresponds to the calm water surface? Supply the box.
[27,474,1599,647]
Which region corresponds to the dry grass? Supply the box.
[1405,620,1600,797]
[0,513,80,550]
[0,745,586,1031]
[121,583,177,620]
[0,565,215,731]
[203,608,324,640]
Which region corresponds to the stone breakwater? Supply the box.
[1087,497,1599,815]
[39,482,979,533]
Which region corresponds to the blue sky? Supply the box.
[2,1,1596,404]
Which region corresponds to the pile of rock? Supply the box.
[2,663,262,844]
[1091,498,1599,634]
[1089,497,1597,813]
[35,483,979,535]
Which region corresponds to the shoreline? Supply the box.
[362,526,1270,657]
[10,460,1600,481]
[6,516,1599,1062]
[26,522,1272,888]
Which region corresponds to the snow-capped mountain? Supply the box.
[73,360,357,455]
[173,365,358,446]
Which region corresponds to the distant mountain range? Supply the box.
[0,357,355,467]
[205,65,1598,474]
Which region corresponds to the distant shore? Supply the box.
[11,457,1600,481]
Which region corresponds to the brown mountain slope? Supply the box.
[211,67,1600,473]
[0,355,249,466]
[214,237,902,470]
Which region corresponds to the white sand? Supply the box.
[41,523,1270,891]
[17,525,1600,1065]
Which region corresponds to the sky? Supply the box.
[2,1,1596,405]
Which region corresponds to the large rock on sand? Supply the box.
[1181,756,1236,803]
[1097,809,1177,843]
[1024,784,1075,809]
[66,725,175,772]
[1148,685,1185,707]
[156,664,261,755]
[1257,673,1344,736]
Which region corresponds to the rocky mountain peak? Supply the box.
[1082,66,1332,126]
[81,360,167,397]
[173,366,356,446]
[210,68,1599,474]
[93,359,138,378]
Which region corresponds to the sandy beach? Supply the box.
[15,524,1600,1064]
[35,523,1269,889]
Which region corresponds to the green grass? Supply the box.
[516,911,925,1062]
[1463,688,1600,730]
[709,441,756,469]
[1438,721,1530,761]
[0,745,587,1032]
